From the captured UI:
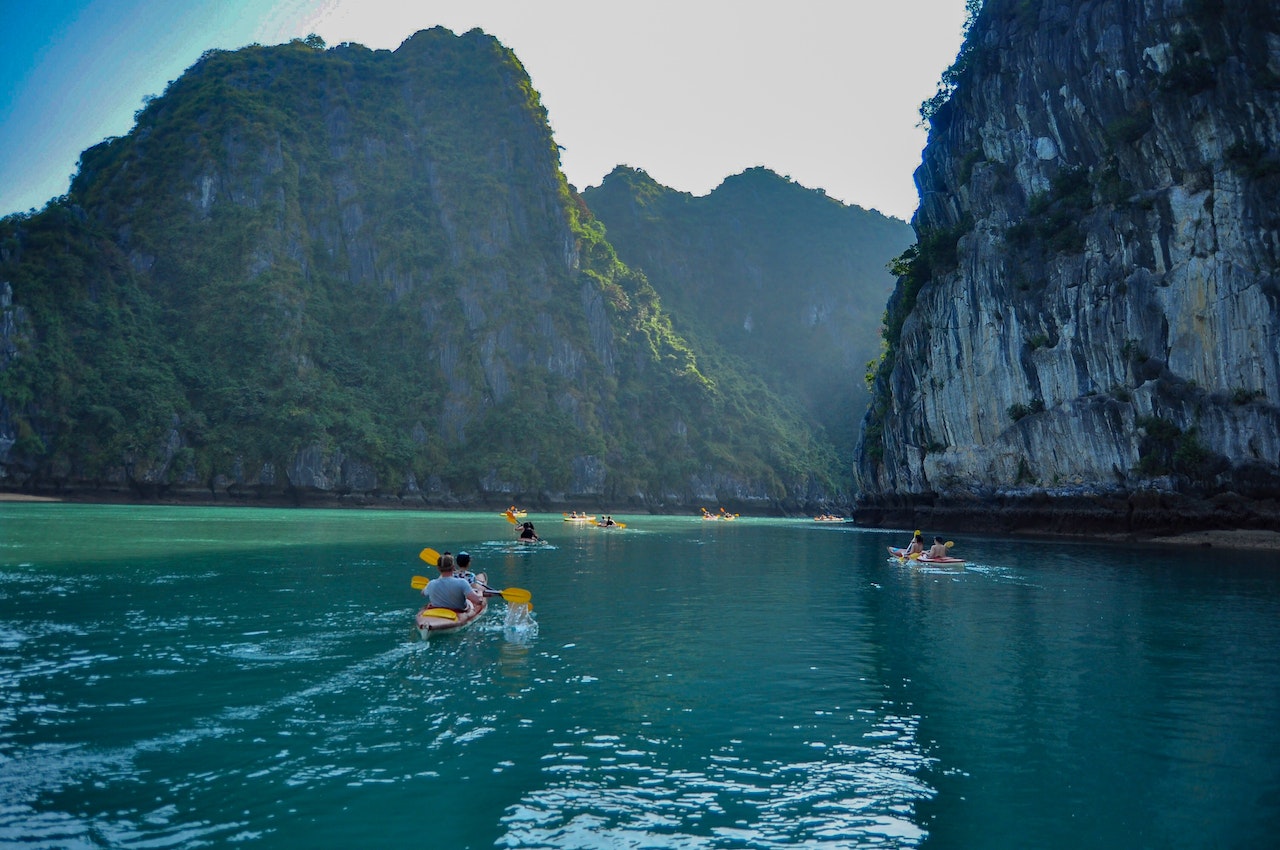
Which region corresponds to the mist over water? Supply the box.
[2,504,1278,848]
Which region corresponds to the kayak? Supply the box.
[563,514,595,522]
[887,546,966,565]
[813,516,846,523]
[415,571,488,638]
[503,510,528,519]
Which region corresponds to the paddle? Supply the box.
[419,607,458,620]
[481,584,532,604]
[503,510,518,525]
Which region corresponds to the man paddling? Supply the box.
[423,551,485,613]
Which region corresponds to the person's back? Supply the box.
[426,575,473,611]
[425,552,483,612]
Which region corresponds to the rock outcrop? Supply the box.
[856,0,1280,535]
[0,29,849,512]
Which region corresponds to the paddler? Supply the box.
[927,536,949,559]
[456,550,477,584]
[424,551,485,613]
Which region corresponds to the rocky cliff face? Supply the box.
[0,29,845,511]
[856,0,1280,534]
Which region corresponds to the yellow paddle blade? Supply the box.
[504,511,518,524]
[411,575,429,590]
[500,587,532,605]
[946,541,955,548]
[419,547,440,566]
[421,607,458,620]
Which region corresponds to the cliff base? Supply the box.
[855,489,1280,550]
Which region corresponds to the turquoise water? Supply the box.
[2,504,1279,848]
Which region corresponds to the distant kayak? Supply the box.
[813,515,847,523]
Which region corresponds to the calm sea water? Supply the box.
[2,504,1278,849]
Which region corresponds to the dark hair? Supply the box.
[934,536,944,543]
[457,552,471,567]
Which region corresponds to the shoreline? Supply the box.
[6,491,1280,553]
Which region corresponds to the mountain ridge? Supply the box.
[0,28,896,514]
[584,164,913,496]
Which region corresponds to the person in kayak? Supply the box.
[456,550,477,584]
[927,536,950,559]
[517,521,540,542]
[424,551,485,613]
[903,531,925,557]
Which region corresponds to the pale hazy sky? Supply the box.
[0,0,969,222]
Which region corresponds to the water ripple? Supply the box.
[499,710,935,848]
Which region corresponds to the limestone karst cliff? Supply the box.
[584,165,913,498]
[856,0,1280,534]
[0,29,844,511]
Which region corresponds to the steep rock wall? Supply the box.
[856,0,1280,534]
[0,30,842,512]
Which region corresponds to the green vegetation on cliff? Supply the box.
[0,29,846,510]
[583,165,913,495]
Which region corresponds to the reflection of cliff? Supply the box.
[856,0,1280,534]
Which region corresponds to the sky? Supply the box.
[0,0,969,223]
